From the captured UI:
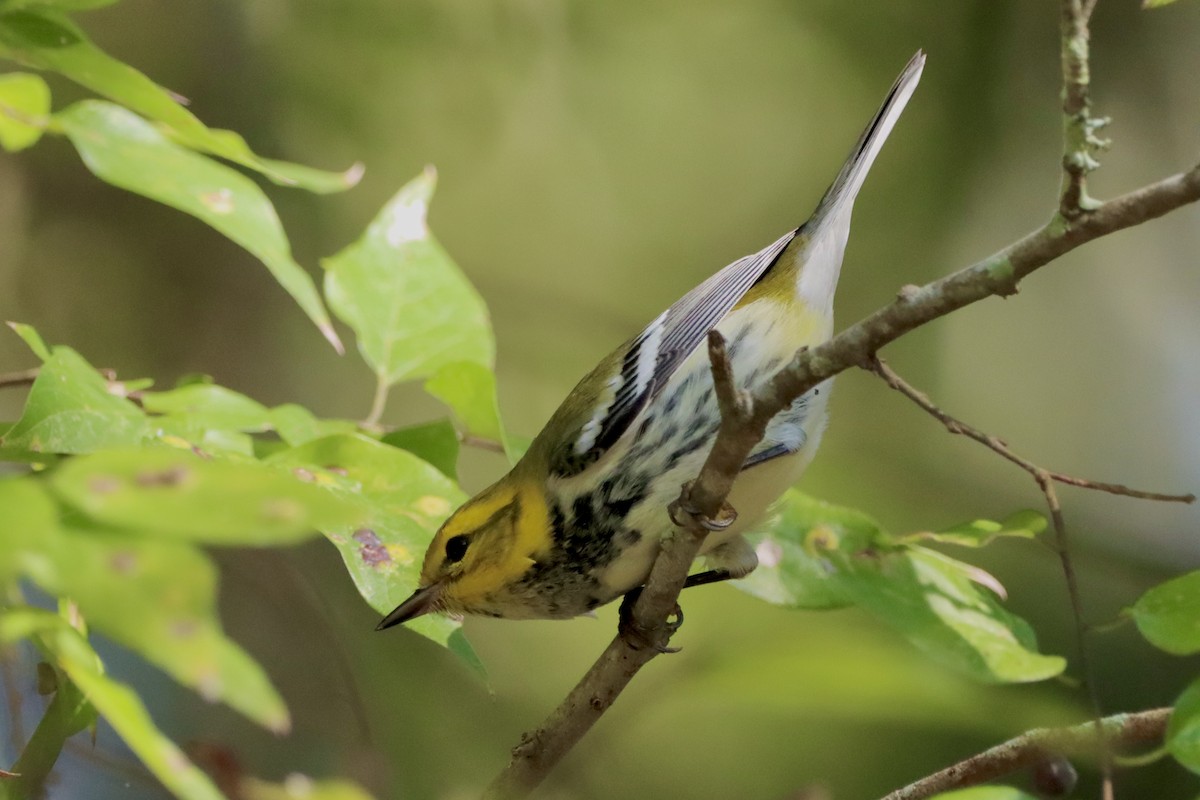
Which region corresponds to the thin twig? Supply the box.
[1037,473,1113,800]
[1060,0,1108,217]
[866,357,1194,504]
[0,369,39,390]
[460,434,506,454]
[880,708,1170,800]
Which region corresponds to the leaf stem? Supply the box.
[364,373,390,428]
[2,686,72,800]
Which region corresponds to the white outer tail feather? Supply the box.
[797,50,925,310]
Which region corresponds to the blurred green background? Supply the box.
[2,0,1199,797]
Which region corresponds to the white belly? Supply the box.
[586,297,833,597]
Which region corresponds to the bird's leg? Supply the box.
[617,589,683,653]
[680,534,759,589]
[618,535,757,650]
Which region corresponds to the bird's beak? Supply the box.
[375,582,443,631]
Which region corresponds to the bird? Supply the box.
[378,50,925,628]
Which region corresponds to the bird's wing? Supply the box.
[541,229,796,478]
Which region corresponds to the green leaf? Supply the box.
[929,788,1038,800]
[1143,0,1183,7]
[34,525,290,731]
[242,775,377,800]
[269,403,359,447]
[7,320,51,361]
[737,490,878,610]
[0,346,148,454]
[150,417,257,457]
[840,547,1065,683]
[426,361,517,461]
[737,491,1064,683]
[40,620,227,800]
[381,419,460,479]
[0,9,360,192]
[267,434,480,668]
[0,477,58,583]
[0,70,48,151]
[323,167,493,385]
[900,509,1047,548]
[0,484,289,729]
[50,446,361,544]
[142,383,273,433]
[1131,571,1200,655]
[55,100,343,352]
[1168,677,1200,773]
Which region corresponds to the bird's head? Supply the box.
[376,475,551,628]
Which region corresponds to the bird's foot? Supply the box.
[618,587,683,653]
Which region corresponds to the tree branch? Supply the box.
[483,1,1200,785]
[483,163,1200,797]
[0,369,39,390]
[865,357,1194,505]
[1060,0,1108,216]
[879,708,1171,800]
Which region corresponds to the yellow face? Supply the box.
[415,480,552,617]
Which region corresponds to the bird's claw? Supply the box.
[668,482,738,531]
[618,588,683,653]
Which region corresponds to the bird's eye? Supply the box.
[444,534,470,564]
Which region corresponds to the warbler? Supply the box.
[379,51,924,627]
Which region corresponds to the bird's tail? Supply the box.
[794,50,924,309]
[810,50,925,228]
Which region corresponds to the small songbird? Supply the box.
[379,51,924,627]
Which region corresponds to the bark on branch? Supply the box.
[880,708,1171,800]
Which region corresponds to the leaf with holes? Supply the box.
[267,434,480,672]
[50,447,360,544]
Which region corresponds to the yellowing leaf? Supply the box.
[0,71,49,151]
